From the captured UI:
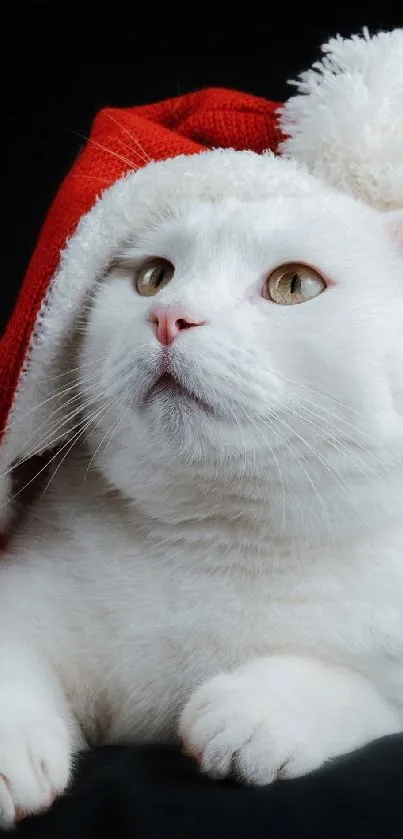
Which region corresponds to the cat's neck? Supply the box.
[48,445,403,560]
[96,449,403,558]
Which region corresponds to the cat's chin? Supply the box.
[141,372,216,417]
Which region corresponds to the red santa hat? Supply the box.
[0,88,282,436]
[0,87,283,540]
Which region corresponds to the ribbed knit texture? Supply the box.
[0,88,282,441]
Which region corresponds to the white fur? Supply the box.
[1,148,403,824]
[279,28,403,210]
[1,29,403,827]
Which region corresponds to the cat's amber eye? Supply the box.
[265,263,326,305]
[135,259,175,296]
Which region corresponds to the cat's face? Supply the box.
[79,152,403,531]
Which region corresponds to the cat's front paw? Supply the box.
[179,657,401,785]
[0,711,72,826]
[179,670,317,784]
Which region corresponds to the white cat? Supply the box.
[1,145,403,826]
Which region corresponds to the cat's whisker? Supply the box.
[0,355,107,391]
[22,387,108,462]
[102,118,151,166]
[279,408,369,529]
[104,111,152,165]
[292,390,379,445]
[39,401,115,500]
[70,175,115,186]
[260,361,403,484]
[2,373,105,464]
[259,412,336,545]
[0,382,108,485]
[30,353,109,385]
[0,409,92,490]
[287,392,403,485]
[285,396,378,480]
[248,412,287,531]
[70,131,140,171]
[221,399,250,479]
[19,400,86,464]
[0,413,89,512]
[27,373,103,435]
[294,381,400,463]
[293,409,382,495]
[1,362,106,436]
[101,402,133,459]
[267,367,366,419]
[83,399,132,480]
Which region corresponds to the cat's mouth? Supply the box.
[142,373,214,415]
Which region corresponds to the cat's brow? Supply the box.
[108,242,165,273]
[107,255,138,273]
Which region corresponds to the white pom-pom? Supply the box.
[279,29,403,210]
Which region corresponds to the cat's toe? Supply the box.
[179,674,275,782]
[0,716,72,826]
[179,672,331,786]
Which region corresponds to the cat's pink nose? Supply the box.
[149,306,205,346]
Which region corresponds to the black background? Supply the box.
[3,3,401,332]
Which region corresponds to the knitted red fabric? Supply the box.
[0,88,282,440]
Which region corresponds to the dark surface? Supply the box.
[0,738,402,838]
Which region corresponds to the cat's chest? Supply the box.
[39,489,403,737]
[95,536,403,735]
[141,555,401,660]
[92,545,403,745]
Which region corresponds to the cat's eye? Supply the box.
[135,259,174,296]
[265,263,326,305]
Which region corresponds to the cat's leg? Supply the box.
[0,634,83,827]
[179,655,402,784]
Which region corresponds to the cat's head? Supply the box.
[78,150,403,540]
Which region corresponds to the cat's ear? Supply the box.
[384,211,403,253]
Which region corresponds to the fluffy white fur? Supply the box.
[1,29,403,827]
[279,28,403,210]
